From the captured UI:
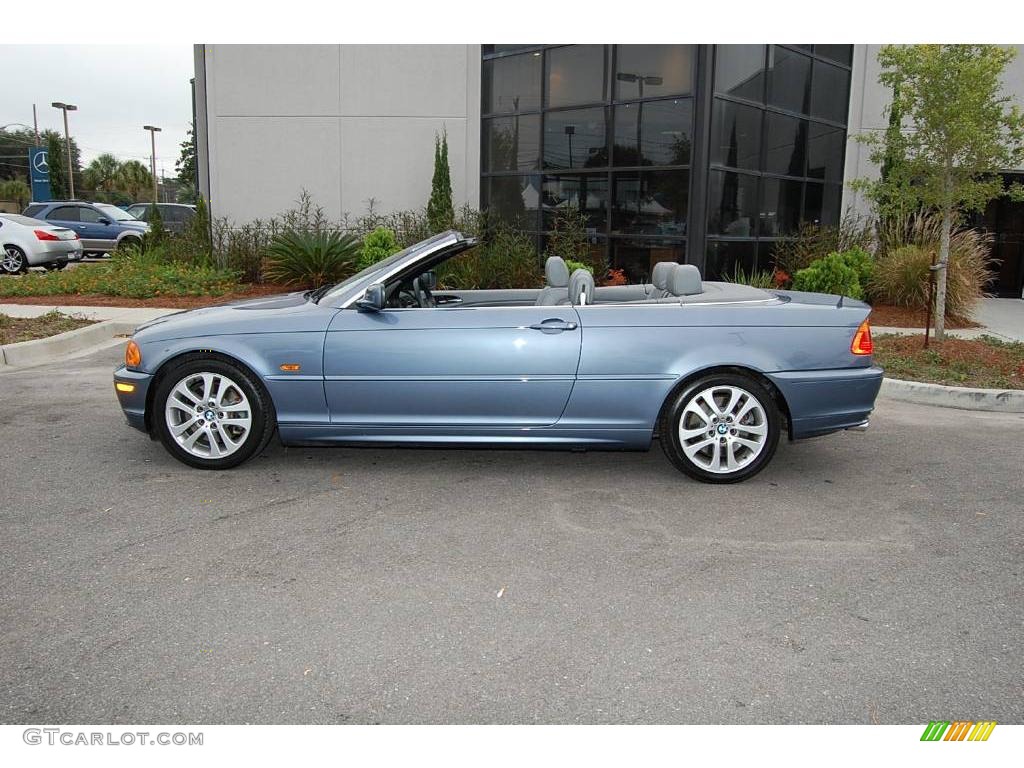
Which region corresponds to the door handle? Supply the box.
[529,319,578,332]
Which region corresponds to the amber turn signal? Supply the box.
[850,319,873,356]
[115,382,136,393]
[125,340,142,367]
[279,363,301,372]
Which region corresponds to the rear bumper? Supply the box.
[26,240,83,265]
[113,364,153,433]
[767,366,883,439]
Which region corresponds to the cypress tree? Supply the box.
[427,128,454,233]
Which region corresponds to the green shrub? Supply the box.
[356,227,400,271]
[0,258,240,299]
[564,259,592,275]
[437,226,542,290]
[772,215,875,277]
[544,207,605,277]
[869,242,988,320]
[723,264,777,289]
[792,251,865,299]
[263,229,360,288]
[142,203,167,251]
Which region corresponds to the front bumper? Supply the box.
[767,366,884,439]
[113,364,154,433]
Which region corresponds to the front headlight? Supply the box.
[125,340,142,368]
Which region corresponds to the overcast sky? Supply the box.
[0,45,194,176]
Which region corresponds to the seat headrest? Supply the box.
[544,256,570,288]
[669,264,703,296]
[568,268,595,306]
[651,261,675,290]
[417,271,436,290]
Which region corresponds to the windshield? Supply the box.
[319,232,457,302]
[95,203,139,222]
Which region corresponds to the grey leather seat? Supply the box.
[568,268,595,306]
[668,263,703,296]
[535,256,570,306]
[650,261,676,299]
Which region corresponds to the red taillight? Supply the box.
[851,319,873,356]
[34,229,59,241]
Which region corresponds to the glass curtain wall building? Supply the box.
[480,44,853,281]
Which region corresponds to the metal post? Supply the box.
[32,104,39,146]
[51,102,77,199]
[144,125,162,203]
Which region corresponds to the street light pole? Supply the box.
[51,102,78,199]
[143,125,162,203]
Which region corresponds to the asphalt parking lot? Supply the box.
[1,345,1021,724]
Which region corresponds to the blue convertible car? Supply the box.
[114,231,882,483]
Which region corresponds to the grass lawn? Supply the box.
[874,334,1024,390]
[0,311,96,345]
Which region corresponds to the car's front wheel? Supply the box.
[2,245,28,274]
[153,357,276,469]
[661,373,781,484]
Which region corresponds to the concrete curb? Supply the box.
[0,319,137,368]
[881,377,1024,413]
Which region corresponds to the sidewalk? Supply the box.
[0,303,177,324]
[874,298,1024,343]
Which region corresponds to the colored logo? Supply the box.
[920,721,996,741]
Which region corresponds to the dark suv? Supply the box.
[126,203,197,235]
[23,201,149,256]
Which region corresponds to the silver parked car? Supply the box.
[0,213,84,273]
[114,231,882,483]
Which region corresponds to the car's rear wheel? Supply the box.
[46,262,66,271]
[117,237,142,252]
[153,357,276,469]
[2,245,27,274]
[661,373,781,484]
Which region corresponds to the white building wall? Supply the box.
[843,44,1024,218]
[196,44,481,225]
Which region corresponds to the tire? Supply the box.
[117,237,142,252]
[46,262,66,271]
[2,245,28,274]
[660,372,781,484]
[153,356,276,470]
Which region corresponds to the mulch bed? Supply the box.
[0,284,289,310]
[873,334,1024,390]
[0,311,96,345]
[868,304,979,329]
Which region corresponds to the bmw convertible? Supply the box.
[114,231,882,483]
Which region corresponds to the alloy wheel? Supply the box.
[2,246,25,273]
[677,385,769,474]
[164,372,253,459]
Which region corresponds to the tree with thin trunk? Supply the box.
[426,128,454,234]
[856,45,1024,339]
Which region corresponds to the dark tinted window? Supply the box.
[710,100,762,171]
[763,112,806,176]
[47,206,80,222]
[127,205,149,220]
[707,170,759,237]
[614,45,694,99]
[613,98,692,167]
[768,47,810,114]
[611,238,685,282]
[481,175,541,230]
[759,177,803,237]
[23,205,45,218]
[802,182,842,227]
[483,115,541,172]
[542,174,608,231]
[807,122,845,181]
[79,207,105,223]
[810,60,851,123]
[546,45,606,108]
[814,45,853,65]
[705,240,757,281]
[714,45,765,102]
[543,107,607,170]
[611,170,689,236]
[482,52,542,114]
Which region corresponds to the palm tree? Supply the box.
[82,153,123,195]
[115,160,153,201]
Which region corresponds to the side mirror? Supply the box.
[98,217,111,225]
[356,283,385,312]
